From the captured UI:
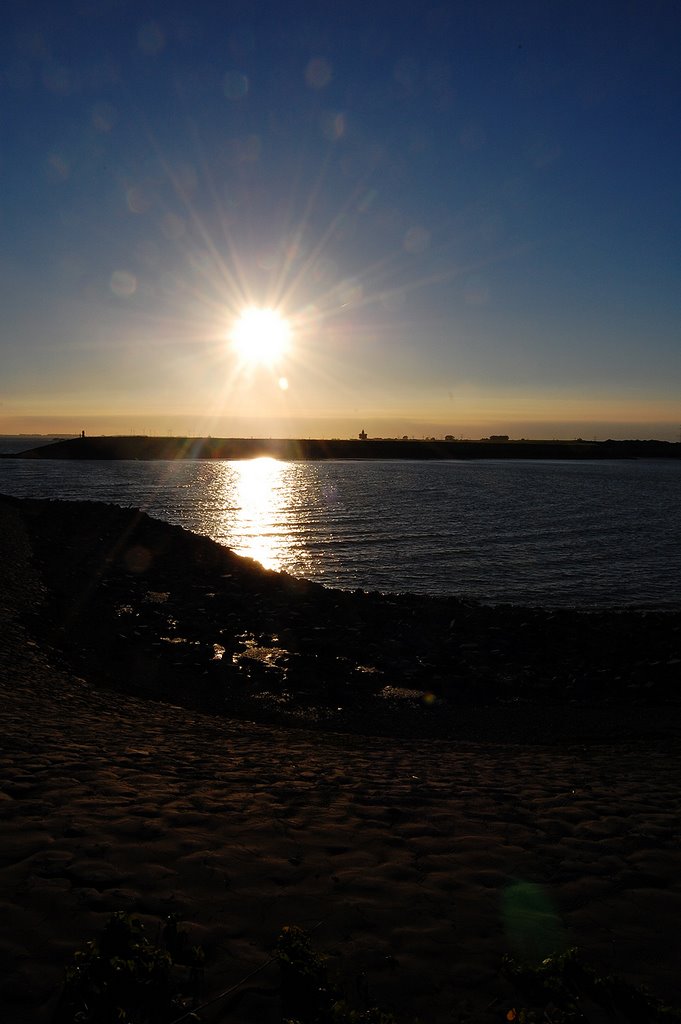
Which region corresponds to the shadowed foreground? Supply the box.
[1,495,680,1023]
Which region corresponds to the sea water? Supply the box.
[1,441,679,608]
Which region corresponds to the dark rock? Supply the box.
[9,495,681,743]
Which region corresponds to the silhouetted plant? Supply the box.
[53,913,681,1024]
[52,911,204,1024]
[503,947,681,1024]
[275,925,397,1024]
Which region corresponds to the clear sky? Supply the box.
[2,0,680,440]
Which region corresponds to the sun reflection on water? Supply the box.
[226,456,294,572]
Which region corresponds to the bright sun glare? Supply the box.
[231,307,290,367]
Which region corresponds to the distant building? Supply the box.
[489,434,509,441]
[358,429,368,440]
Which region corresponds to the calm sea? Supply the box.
[1,439,680,608]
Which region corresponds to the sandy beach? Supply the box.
[1,494,680,1023]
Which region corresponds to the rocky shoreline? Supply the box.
[6,493,680,744]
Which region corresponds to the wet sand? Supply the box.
[1,494,680,1022]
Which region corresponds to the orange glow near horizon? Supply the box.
[1,393,679,443]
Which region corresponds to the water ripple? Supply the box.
[1,455,680,607]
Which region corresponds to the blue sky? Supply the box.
[1,0,680,438]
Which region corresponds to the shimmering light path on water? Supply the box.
[1,451,680,608]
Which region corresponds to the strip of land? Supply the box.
[6,435,681,460]
[1,494,680,1023]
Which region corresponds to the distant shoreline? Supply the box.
[5,435,681,461]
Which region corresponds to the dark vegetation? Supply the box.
[16,496,681,743]
[53,914,681,1024]
[276,925,398,1023]
[52,912,204,1023]
[501,947,681,1024]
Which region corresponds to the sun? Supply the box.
[231,307,290,367]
